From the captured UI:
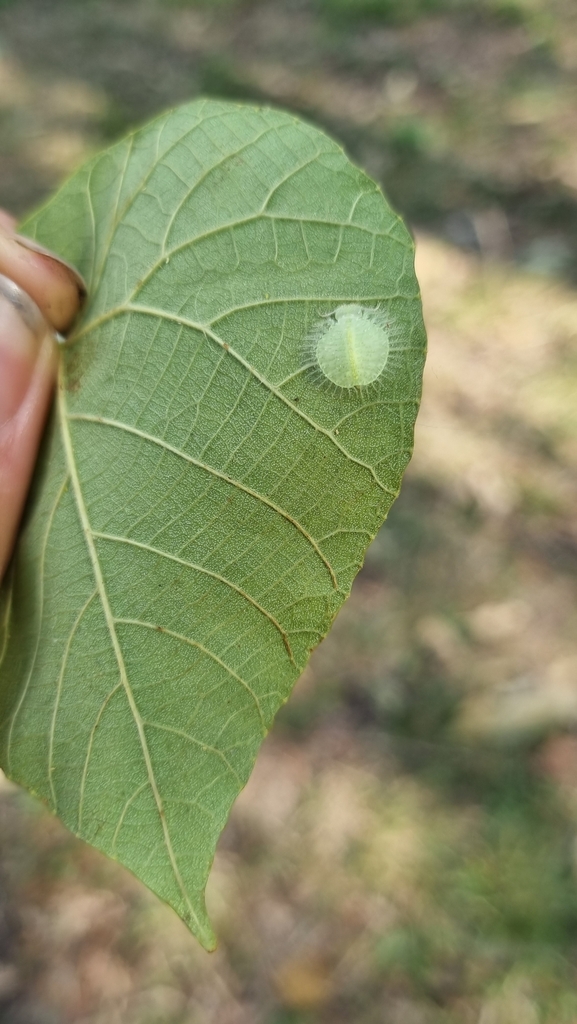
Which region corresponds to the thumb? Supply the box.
[0,219,85,579]
[0,275,58,578]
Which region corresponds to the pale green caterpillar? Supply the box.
[311,304,391,389]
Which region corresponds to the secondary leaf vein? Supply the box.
[92,531,296,664]
[68,412,338,588]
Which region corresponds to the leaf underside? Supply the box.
[0,99,426,948]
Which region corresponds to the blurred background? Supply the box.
[1,0,577,1021]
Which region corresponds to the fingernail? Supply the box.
[14,234,87,300]
[0,273,53,428]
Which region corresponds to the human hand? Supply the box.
[0,210,85,579]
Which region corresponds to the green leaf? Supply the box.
[0,99,426,948]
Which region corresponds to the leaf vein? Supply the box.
[134,308,395,495]
[143,721,243,787]
[93,532,295,664]
[114,617,266,733]
[6,473,70,773]
[78,680,122,831]
[58,379,205,937]
[112,781,149,853]
[68,412,339,588]
[48,588,98,810]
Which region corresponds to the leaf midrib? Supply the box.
[57,372,206,940]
